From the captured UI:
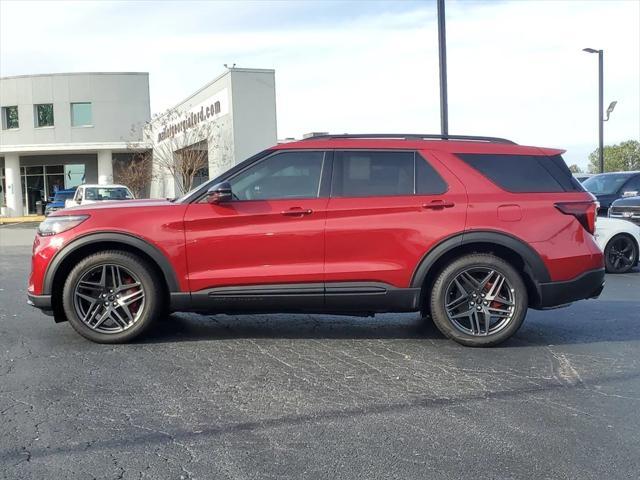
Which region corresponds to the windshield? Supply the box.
[84,187,134,201]
[53,192,74,202]
[582,173,633,195]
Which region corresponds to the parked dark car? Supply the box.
[609,195,640,226]
[573,173,594,183]
[582,171,640,215]
[44,188,77,216]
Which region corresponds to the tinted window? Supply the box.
[35,104,54,127]
[622,175,640,193]
[85,187,133,200]
[543,155,585,191]
[583,173,635,195]
[416,152,448,194]
[229,151,324,200]
[457,154,582,193]
[332,151,414,197]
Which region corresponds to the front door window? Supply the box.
[228,151,325,201]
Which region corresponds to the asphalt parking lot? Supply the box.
[1,223,639,480]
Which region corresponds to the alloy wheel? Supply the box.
[444,267,516,336]
[607,236,636,273]
[73,264,146,333]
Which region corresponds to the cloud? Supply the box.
[1,0,638,168]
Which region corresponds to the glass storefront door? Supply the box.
[46,165,65,200]
[20,165,84,215]
[21,167,45,215]
[64,164,85,189]
[24,173,45,214]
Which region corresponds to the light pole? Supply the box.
[583,48,604,173]
[437,0,448,136]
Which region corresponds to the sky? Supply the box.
[1,0,639,169]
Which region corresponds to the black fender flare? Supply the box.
[410,230,551,289]
[42,232,180,295]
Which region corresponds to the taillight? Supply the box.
[554,201,597,234]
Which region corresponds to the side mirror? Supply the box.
[206,182,233,204]
[622,191,639,198]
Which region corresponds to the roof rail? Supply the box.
[300,133,517,144]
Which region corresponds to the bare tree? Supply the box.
[143,106,226,196]
[113,151,154,198]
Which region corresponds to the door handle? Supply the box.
[422,200,455,210]
[281,208,313,217]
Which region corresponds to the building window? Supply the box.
[71,102,92,126]
[34,104,54,127]
[2,106,19,129]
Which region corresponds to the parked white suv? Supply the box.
[65,184,134,208]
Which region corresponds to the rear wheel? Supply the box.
[604,234,638,274]
[429,253,528,347]
[62,250,163,343]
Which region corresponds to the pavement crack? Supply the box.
[546,347,584,387]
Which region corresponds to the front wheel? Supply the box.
[62,250,163,343]
[429,253,528,347]
[604,234,638,274]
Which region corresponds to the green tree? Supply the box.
[568,164,583,174]
[588,140,640,173]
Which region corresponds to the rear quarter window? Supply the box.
[456,153,584,193]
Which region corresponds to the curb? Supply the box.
[0,216,45,225]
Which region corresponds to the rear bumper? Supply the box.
[535,268,605,309]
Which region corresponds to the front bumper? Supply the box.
[27,293,53,315]
[535,268,605,309]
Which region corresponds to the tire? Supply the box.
[604,234,638,274]
[429,253,528,347]
[62,250,163,343]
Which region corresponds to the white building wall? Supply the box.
[230,69,278,165]
[0,72,150,145]
[148,68,277,199]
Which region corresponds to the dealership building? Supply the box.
[0,68,277,216]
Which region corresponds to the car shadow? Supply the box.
[141,312,444,343]
[139,298,640,347]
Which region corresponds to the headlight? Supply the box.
[37,215,89,236]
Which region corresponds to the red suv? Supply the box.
[28,134,604,347]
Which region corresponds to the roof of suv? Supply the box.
[588,171,640,177]
[273,134,564,156]
[79,184,131,189]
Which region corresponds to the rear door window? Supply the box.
[331,151,447,197]
[416,152,448,194]
[457,153,583,193]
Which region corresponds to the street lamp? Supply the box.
[604,101,617,122]
[583,47,605,173]
[437,0,448,136]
